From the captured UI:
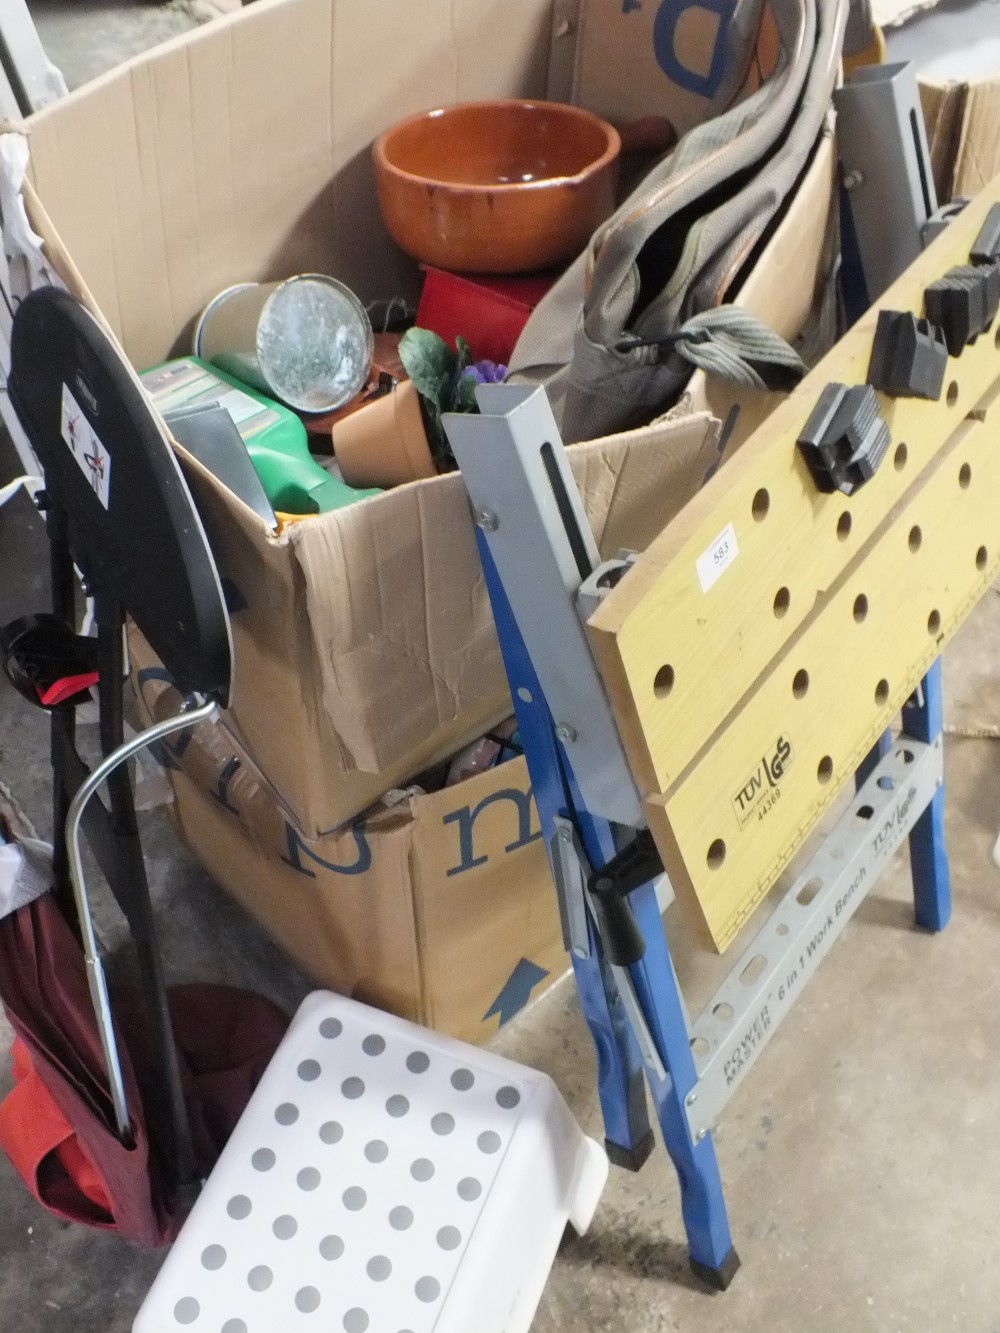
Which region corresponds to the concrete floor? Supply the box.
[30,0,230,95]
[4,1,1000,1331]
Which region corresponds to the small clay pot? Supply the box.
[332,378,436,488]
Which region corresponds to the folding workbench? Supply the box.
[444,174,1000,1288]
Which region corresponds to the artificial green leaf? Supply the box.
[399,327,458,406]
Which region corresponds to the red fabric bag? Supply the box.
[0,893,288,1244]
[0,1036,115,1226]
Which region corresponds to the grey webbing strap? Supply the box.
[621,305,807,390]
[675,307,807,387]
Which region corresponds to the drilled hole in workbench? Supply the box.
[896,748,915,764]
[690,1037,709,1057]
[776,923,790,936]
[878,775,895,791]
[947,380,959,407]
[908,525,922,553]
[875,678,890,706]
[817,755,834,784]
[752,488,770,522]
[713,1002,734,1022]
[797,877,823,906]
[977,545,989,571]
[773,586,790,618]
[837,511,852,541]
[853,593,868,623]
[653,664,675,699]
[959,462,972,489]
[792,668,809,699]
[893,443,908,471]
[740,955,767,986]
[830,847,844,860]
[706,838,726,871]
[856,804,874,820]
[928,609,942,636]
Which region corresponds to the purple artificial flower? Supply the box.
[465,359,508,384]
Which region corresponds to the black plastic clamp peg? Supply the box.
[924,263,1000,356]
[866,309,948,400]
[587,828,663,967]
[971,202,1000,266]
[797,383,891,496]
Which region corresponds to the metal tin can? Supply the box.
[193,275,374,414]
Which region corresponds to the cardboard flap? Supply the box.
[949,78,1000,202]
[919,67,1000,206]
[289,413,720,773]
[23,0,555,371]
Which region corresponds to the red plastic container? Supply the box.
[415,266,557,365]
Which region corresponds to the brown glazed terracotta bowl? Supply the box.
[373,99,621,274]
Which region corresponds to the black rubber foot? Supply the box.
[604,1129,655,1173]
[689,1247,741,1291]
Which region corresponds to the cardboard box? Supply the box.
[172,413,721,834]
[130,631,567,1044]
[3,0,727,835]
[0,0,833,837]
[562,0,783,140]
[920,69,1000,205]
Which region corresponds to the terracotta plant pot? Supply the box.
[332,378,436,488]
[373,99,621,274]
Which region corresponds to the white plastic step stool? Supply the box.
[134,991,608,1333]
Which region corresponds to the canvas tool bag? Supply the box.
[511,0,851,441]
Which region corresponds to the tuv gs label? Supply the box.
[731,734,793,829]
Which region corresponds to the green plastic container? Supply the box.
[140,356,380,515]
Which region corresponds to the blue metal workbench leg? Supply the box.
[570,932,656,1171]
[475,529,737,1283]
[477,533,654,1167]
[629,887,739,1287]
[571,796,739,1288]
[902,659,951,931]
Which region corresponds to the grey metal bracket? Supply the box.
[842,0,875,58]
[576,554,640,621]
[550,815,591,959]
[443,385,643,828]
[609,960,668,1085]
[835,61,938,302]
[922,198,969,249]
[684,736,942,1141]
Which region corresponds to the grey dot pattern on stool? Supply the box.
[133,992,530,1331]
